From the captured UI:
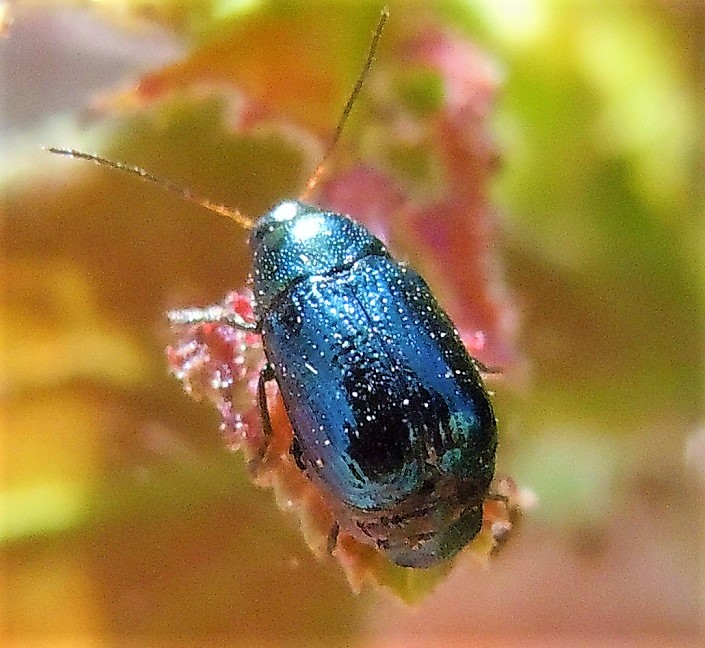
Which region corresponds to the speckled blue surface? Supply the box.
[250,200,497,567]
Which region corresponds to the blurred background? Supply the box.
[2,0,703,645]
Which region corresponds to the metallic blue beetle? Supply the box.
[250,199,497,568]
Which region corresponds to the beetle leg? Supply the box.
[473,358,501,375]
[256,363,277,457]
[290,435,306,471]
[327,521,340,555]
[167,305,258,332]
[485,491,509,504]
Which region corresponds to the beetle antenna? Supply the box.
[44,147,255,230]
[299,7,389,202]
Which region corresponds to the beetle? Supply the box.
[248,199,497,567]
[47,9,498,568]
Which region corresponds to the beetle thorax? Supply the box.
[249,200,388,319]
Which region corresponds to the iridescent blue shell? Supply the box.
[250,200,497,568]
